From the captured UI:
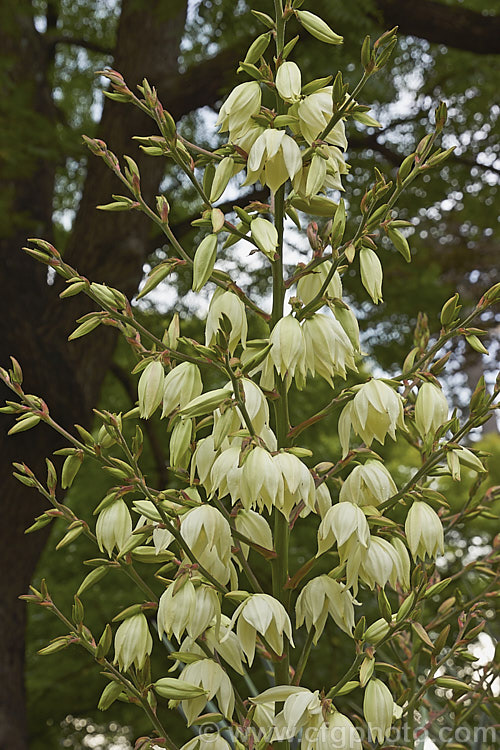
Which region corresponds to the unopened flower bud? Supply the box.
[275,61,302,103]
[414,382,448,438]
[251,217,278,259]
[180,387,231,419]
[154,677,208,701]
[210,157,235,203]
[359,247,383,304]
[363,617,391,645]
[192,234,217,292]
[138,361,164,418]
[296,10,343,45]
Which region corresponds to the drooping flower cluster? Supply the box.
[25,7,492,750]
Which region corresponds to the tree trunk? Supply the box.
[0,2,187,747]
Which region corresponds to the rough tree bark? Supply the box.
[0,2,188,747]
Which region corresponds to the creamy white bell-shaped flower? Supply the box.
[273,689,323,742]
[339,460,397,507]
[296,88,348,147]
[405,501,444,560]
[389,536,411,591]
[229,593,294,665]
[302,313,357,385]
[296,575,356,642]
[317,502,370,555]
[231,377,270,434]
[114,613,152,672]
[157,579,196,641]
[180,734,232,750]
[152,526,174,553]
[241,446,283,513]
[180,504,232,567]
[210,443,243,505]
[339,379,405,456]
[246,129,303,193]
[251,686,318,740]
[293,145,349,196]
[188,585,221,640]
[270,314,306,379]
[235,509,273,557]
[205,614,246,674]
[414,381,449,438]
[138,360,164,418]
[358,536,400,590]
[315,482,333,517]
[318,711,362,750]
[96,499,132,557]
[191,435,218,493]
[205,290,248,353]
[233,122,266,154]
[180,658,235,725]
[273,451,316,518]
[216,81,262,138]
[363,678,395,743]
[162,362,203,417]
[212,405,240,449]
[297,262,342,306]
[276,61,302,103]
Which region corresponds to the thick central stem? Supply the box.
[271,0,291,692]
